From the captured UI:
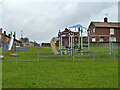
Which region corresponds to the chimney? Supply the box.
[4,31,6,35]
[0,28,2,35]
[65,28,68,31]
[104,17,108,22]
[8,34,10,38]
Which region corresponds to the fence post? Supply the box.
[16,47,17,62]
[72,48,74,61]
[37,49,39,62]
[114,49,116,61]
[94,50,95,61]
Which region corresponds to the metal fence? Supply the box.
[0,46,119,62]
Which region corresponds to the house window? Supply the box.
[110,28,114,35]
[7,38,9,42]
[109,37,116,42]
[91,30,92,32]
[93,28,95,32]
[0,35,1,39]
[99,38,104,42]
[92,38,96,42]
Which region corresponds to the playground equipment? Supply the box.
[50,37,59,55]
[50,24,90,56]
[4,36,8,48]
[8,32,16,51]
[8,33,14,51]
[51,24,112,57]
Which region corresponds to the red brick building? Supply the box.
[89,17,120,43]
[0,28,21,47]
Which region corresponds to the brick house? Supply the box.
[0,28,22,47]
[89,17,120,43]
[41,43,50,47]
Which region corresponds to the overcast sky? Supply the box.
[0,0,118,43]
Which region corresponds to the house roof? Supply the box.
[91,22,120,28]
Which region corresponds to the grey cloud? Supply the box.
[1,2,117,43]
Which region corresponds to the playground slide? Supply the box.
[8,35,14,51]
[50,37,59,55]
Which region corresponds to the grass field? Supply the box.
[1,47,119,88]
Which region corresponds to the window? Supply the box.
[0,35,1,39]
[109,37,116,42]
[92,38,96,42]
[99,38,103,42]
[7,38,9,41]
[110,28,114,35]
[93,28,95,32]
[91,30,92,32]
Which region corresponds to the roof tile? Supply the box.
[92,22,120,28]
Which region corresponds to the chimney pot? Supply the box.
[0,28,2,34]
[104,17,108,22]
[4,31,6,35]
[65,28,68,31]
[8,34,10,37]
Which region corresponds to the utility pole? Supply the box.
[21,30,23,38]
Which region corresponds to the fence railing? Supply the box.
[0,47,119,62]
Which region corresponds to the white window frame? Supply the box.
[109,37,116,42]
[92,38,96,42]
[110,28,114,35]
[0,35,1,39]
[93,28,95,32]
[99,38,103,42]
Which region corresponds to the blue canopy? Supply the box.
[69,24,83,28]
[81,26,88,30]
[69,24,88,30]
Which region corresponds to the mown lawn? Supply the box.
[1,47,119,88]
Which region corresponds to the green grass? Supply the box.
[1,47,119,88]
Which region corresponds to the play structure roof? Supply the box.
[69,24,82,28]
[82,26,88,30]
[69,24,88,30]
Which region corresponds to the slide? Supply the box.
[8,35,14,51]
[50,37,59,55]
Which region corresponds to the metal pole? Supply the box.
[72,48,74,61]
[81,28,83,55]
[71,33,72,56]
[94,50,95,61]
[109,34,111,55]
[37,49,39,62]
[114,48,116,60]
[61,32,62,56]
[16,46,17,62]
[59,32,61,54]
[112,42,113,54]
[88,29,90,55]
[69,31,71,55]
[73,33,74,49]
[78,28,80,54]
